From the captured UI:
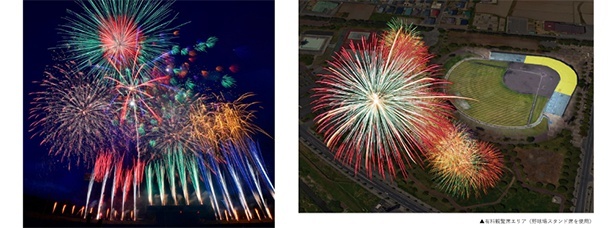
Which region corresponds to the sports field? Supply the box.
[448,60,550,126]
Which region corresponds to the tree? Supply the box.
[559,179,569,185]
[557,186,568,192]
[546,183,556,190]
[328,200,343,212]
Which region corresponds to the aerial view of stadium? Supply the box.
[299,0,594,214]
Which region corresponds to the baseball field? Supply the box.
[448,59,555,127]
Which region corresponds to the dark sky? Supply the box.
[23,0,275,205]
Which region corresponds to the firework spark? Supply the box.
[427,125,504,198]
[311,20,458,179]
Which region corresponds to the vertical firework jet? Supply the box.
[137,93,275,220]
[426,124,504,198]
[312,19,458,179]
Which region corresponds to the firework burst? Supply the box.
[427,124,504,198]
[29,61,121,166]
[57,0,185,75]
[311,20,458,179]
[189,93,270,160]
[105,60,168,126]
[142,98,196,161]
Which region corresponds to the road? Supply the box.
[299,124,438,212]
[575,108,593,212]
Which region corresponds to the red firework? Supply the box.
[99,15,143,67]
[113,157,124,192]
[93,153,113,182]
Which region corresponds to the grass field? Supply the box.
[299,190,323,212]
[472,181,560,212]
[299,143,380,212]
[449,59,549,126]
[457,112,548,140]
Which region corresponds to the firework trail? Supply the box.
[187,155,204,205]
[83,153,112,218]
[95,153,114,219]
[146,164,154,205]
[154,161,167,205]
[311,19,460,179]
[121,167,133,221]
[110,157,124,220]
[166,152,179,205]
[175,152,191,205]
[203,163,222,219]
[133,160,145,221]
[57,0,186,75]
[426,124,504,198]
[84,172,95,218]
[222,140,273,218]
[246,140,275,200]
[29,62,119,167]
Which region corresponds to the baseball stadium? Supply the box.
[447,51,577,135]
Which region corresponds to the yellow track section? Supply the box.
[524,56,577,96]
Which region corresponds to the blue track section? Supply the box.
[489,52,526,62]
[544,92,570,116]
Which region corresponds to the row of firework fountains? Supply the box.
[29,0,273,222]
[311,19,504,199]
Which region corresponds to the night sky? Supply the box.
[23,0,275,206]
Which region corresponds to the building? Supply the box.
[341,30,376,50]
[311,1,339,14]
[299,34,333,56]
[544,21,585,35]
